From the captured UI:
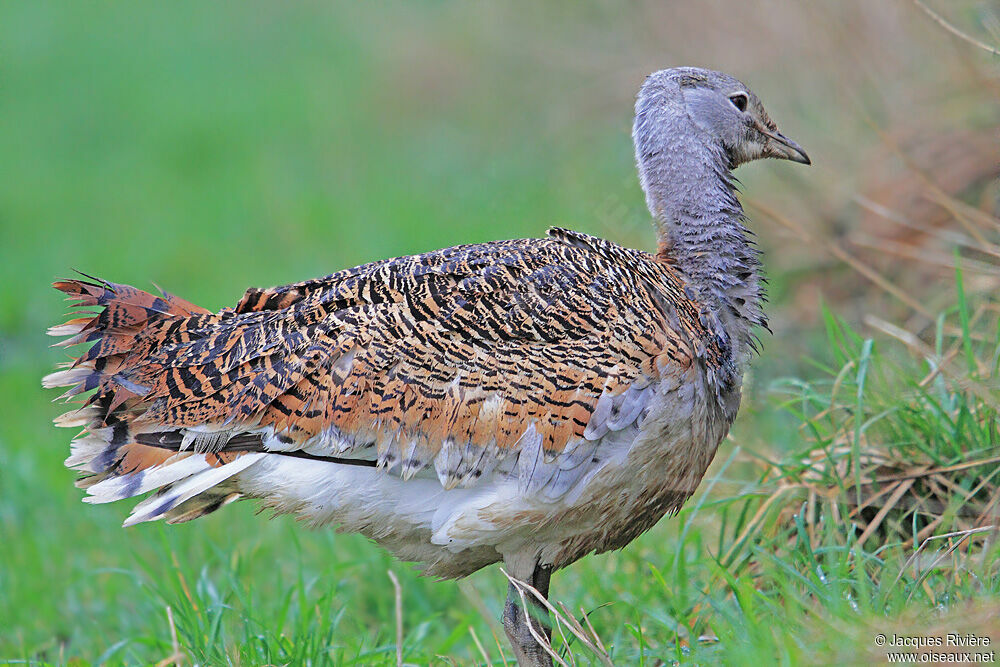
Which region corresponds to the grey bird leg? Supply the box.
[503,561,553,667]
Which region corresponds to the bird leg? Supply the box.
[503,560,553,667]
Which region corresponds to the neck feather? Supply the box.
[635,116,767,361]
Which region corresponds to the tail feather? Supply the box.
[64,435,111,471]
[164,488,243,524]
[83,450,208,503]
[54,405,102,428]
[45,276,262,526]
[122,453,265,527]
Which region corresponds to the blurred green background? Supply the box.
[2,1,998,664]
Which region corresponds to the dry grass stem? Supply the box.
[748,198,935,318]
[490,626,510,667]
[468,625,493,667]
[153,605,184,667]
[499,569,614,667]
[865,315,1000,409]
[894,527,998,600]
[911,0,1000,56]
[855,479,916,549]
[506,574,568,667]
[387,570,403,667]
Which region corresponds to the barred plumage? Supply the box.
[46,229,722,520]
[44,67,809,665]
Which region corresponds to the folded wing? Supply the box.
[45,230,710,523]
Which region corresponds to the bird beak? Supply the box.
[762,129,811,165]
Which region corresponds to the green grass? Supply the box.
[3,1,1000,665]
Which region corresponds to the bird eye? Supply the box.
[729,93,748,112]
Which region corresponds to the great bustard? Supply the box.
[45,67,809,665]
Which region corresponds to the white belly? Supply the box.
[235,366,736,578]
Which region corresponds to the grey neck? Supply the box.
[634,106,766,364]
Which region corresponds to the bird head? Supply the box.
[637,67,810,169]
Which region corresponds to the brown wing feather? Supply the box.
[46,231,723,495]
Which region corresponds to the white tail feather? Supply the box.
[84,453,210,504]
[65,435,111,470]
[46,321,88,337]
[54,406,101,428]
[42,368,91,389]
[123,453,265,527]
